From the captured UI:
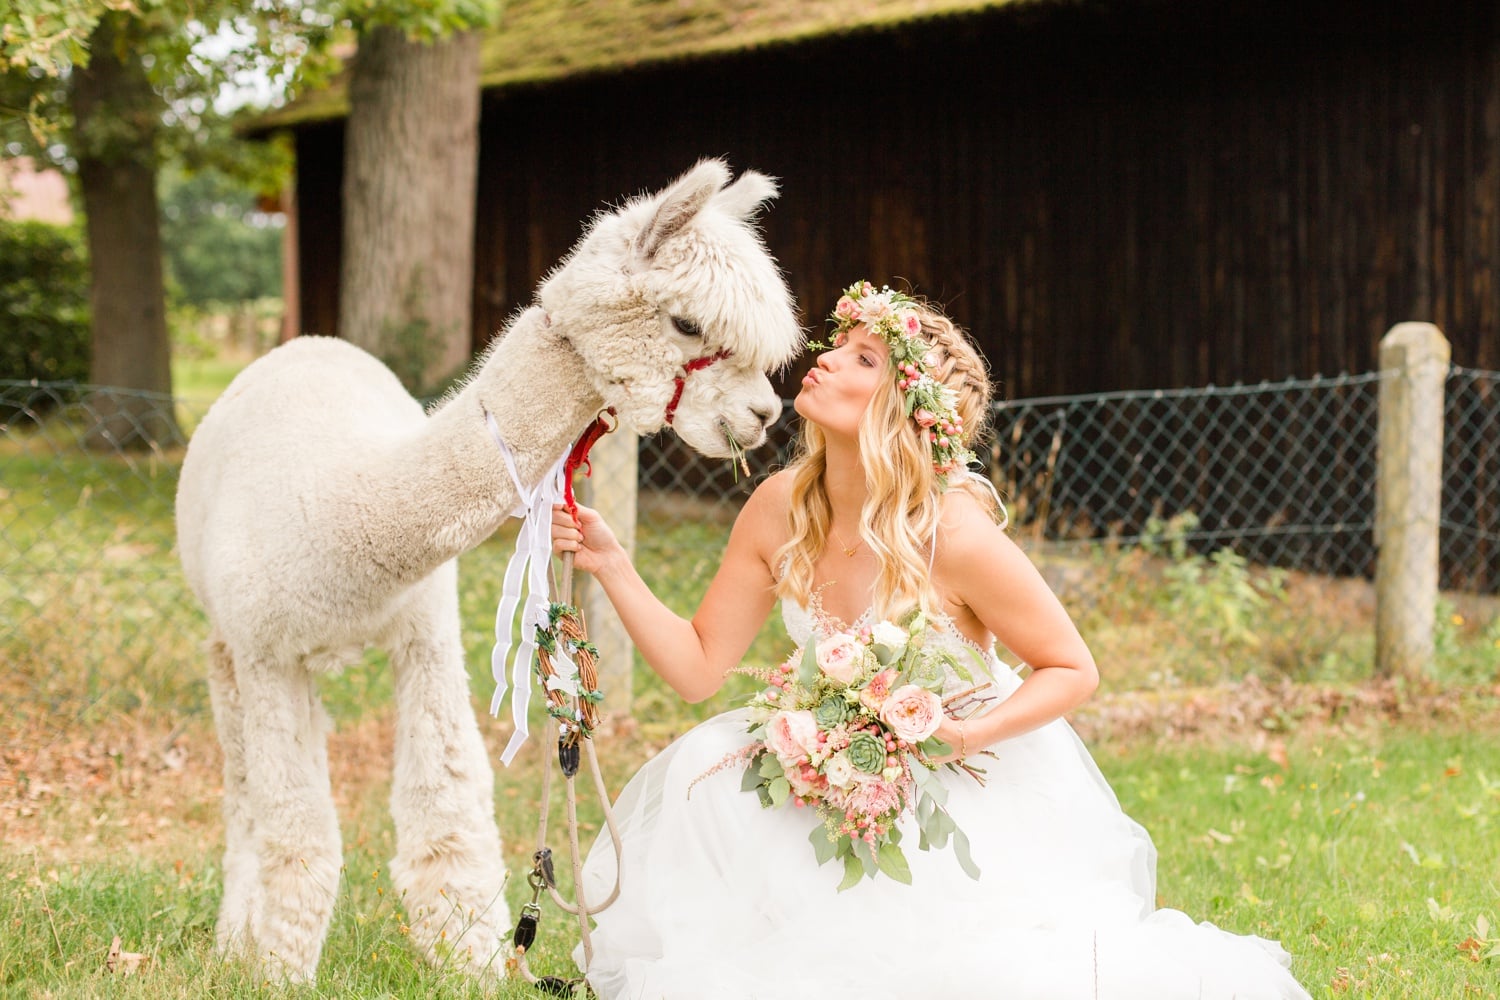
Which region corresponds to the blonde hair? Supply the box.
[773,300,999,620]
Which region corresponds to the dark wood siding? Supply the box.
[458,0,1500,400]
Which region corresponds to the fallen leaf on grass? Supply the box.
[105,935,147,975]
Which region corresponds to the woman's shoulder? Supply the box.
[733,470,794,543]
[745,468,796,512]
[936,484,1018,568]
[938,481,1005,532]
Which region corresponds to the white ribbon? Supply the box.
[486,411,573,765]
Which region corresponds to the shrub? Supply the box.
[0,219,91,389]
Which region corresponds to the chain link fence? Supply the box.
[4,364,1497,714]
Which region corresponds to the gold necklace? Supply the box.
[828,525,862,557]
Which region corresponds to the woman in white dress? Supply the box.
[551,282,1311,999]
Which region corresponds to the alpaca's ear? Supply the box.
[712,170,779,221]
[632,159,731,264]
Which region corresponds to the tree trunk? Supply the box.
[70,13,179,450]
[339,25,482,396]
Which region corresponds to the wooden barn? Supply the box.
[258,0,1499,400]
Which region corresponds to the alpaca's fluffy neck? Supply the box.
[363,307,607,581]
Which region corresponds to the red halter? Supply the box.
[664,349,733,426]
[561,349,732,525]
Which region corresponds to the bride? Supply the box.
[550,282,1311,999]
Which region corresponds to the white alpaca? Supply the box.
[175,160,803,982]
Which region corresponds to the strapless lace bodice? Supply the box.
[779,598,1016,702]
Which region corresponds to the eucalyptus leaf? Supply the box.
[810,827,837,866]
[768,776,790,807]
[837,853,864,892]
[916,790,936,827]
[952,827,982,880]
[876,843,913,884]
[799,642,821,686]
[758,753,785,780]
[741,764,765,793]
[919,736,953,757]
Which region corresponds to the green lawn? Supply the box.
[4,724,1497,997]
[2,355,1498,997]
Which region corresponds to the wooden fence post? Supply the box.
[580,425,638,714]
[1375,322,1450,677]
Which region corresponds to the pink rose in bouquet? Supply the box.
[815,633,863,685]
[766,709,818,764]
[879,685,944,743]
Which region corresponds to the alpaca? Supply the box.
[174,160,803,982]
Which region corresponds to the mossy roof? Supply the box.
[249,0,1021,131]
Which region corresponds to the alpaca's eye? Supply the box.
[670,316,702,338]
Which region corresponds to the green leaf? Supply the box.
[767,776,791,807]
[758,753,785,780]
[911,766,950,807]
[952,827,981,880]
[919,736,953,758]
[837,852,864,892]
[740,764,764,793]
[876,843,913,884]
[809,827,837,866]
[916,790,936,827]
[799,641,820,686]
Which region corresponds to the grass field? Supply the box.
[2,357,1498,997]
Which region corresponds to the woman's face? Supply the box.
[793,323,890,439]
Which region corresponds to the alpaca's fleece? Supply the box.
[174,161,802,983]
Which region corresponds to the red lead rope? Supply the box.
[562,409,616,524]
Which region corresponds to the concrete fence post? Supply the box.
[580,425,638,713]
[1375,322,1450,677]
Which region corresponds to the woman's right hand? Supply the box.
[550,502,620,575]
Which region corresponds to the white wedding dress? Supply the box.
[574,601,1312,1000]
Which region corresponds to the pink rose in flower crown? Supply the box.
[815,633,864,685]
[859,667,898,712]
[766,709,819,764]
[913,408,938,428]
[901,312,922,337]
[878,685,945,743]
[835,295,859,321]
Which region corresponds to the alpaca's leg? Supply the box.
[388,576,509,980]
[206,634,261,952]
[237,651,343,982]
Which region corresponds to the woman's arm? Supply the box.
[551,473,788,702]
[927,495,1099,753]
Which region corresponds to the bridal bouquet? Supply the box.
[724,612,985,889]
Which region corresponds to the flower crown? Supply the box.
[826,281,978,479]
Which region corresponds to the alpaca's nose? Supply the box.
[751,403,776,427]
